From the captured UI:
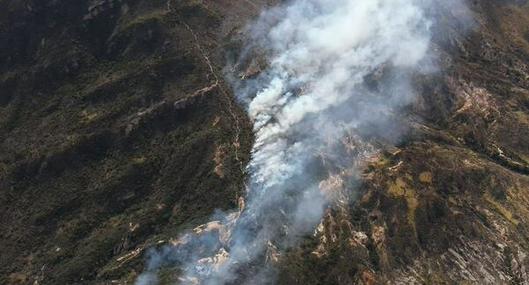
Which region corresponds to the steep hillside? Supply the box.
[0,0,266,283]
[278,1,529,284]
[1,0,529,284]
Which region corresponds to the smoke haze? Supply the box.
[137,0,468,284]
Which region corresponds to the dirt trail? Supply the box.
[167,0,246,179]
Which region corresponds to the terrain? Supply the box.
[1,0,529,284]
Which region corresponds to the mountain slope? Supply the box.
[278,1,529,284]
[0,0,266,283]
[1,0,529,284]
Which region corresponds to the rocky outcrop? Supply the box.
[277,1,529,284]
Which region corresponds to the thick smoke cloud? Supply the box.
[137,0,467,284]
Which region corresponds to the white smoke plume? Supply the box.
[137,0,468,284]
